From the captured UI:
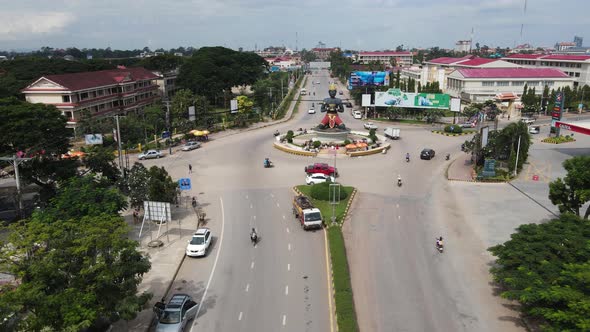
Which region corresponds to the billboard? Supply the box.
[85,134,103,145]
[374,88,450,109]
[348,71,390,88]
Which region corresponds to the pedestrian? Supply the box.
[133,208,139,224]
[188,164,192,174]
[507,114,511,120]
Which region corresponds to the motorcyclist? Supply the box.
[250,227,258,244]
[191,197,197,208]
[397,175,402,186]
[274,130,280,136]
[436,236,444,249]
[406,153,410,162]
[264,158,270,167]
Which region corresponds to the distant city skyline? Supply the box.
[1,0,589,52]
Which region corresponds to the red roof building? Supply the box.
[22,67,160,132]
[502,54,590,87]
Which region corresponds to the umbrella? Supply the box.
[345,144,358,150]
[356,142,368,148]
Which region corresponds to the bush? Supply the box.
[313,140,322,149]
[444,124,463,134]
[310,182,349,201]
[368,128,377,143]
[542,135,575,144]
[343,139,351,145]
[286,130,294,143]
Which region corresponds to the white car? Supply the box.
[364,122,378,130]
[459,122,475,128]
[353,111,362,119]
[315,81,321,84]
[308,108,316,114]
[181,141,201,151]
[529,126,540,134]
[186,228,212,257]
[138,150,163,160]
[306,173,335,185]
[521,118,535,125]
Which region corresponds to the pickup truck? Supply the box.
[292,195,323,230]
[304,163,338,177]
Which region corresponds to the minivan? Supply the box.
[353,111,362,119]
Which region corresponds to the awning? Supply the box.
[192,130,210,137]
[555,120,590,136]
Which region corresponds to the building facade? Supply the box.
[22,67,160,133]
[446,68,573,103]
[502,54,590,87]
[357,51,413,67]
[455,40,471,53]
[152,69,179,100]
[311,47,339,60]
[422,55,520,91]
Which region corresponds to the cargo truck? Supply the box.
[384,127,400,140]
[292,195,323,230]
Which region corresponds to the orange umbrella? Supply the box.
[356,142,368,148]
[345,144,357,149]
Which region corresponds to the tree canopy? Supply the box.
[177,47,267,102]
[549,156,590,219]
[126,163,178,207]
[488,214,590,331]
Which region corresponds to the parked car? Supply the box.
[420,148,436,160]
[521,118,535,125]
[181,141,201,151]
[154,294,198,332]
[308,108,316,114]
[459,122,475,128]
[364,122,378,130]
[345,102,353,108]
[306,173,335,185]
[186,228,212,257]
[529,125,540,134]
[138,150,163,160]
[305,163,338,177]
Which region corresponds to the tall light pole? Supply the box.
[164,100,173,155]
[513,135,522,177]
[114,115,124,175]
[0,155,31,218]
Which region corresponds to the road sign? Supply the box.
[532,175,539,181]
[178,178,191,190]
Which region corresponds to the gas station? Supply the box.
[555,120,590,136]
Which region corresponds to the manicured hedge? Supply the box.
[444,124,463,134]
[310,181,349,201]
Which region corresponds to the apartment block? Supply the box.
[502,54,590,87]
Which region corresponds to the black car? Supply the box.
[420,148,435,160]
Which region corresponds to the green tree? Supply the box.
[139,54,183,72]
[126,162,150,208]
[549,156,590,219]
[299,49,318,62]
[424,109,445,123]
[488,214,590,331]
[83,146,120,183]
[147,166,178,204]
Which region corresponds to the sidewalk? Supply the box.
[111,77,304,332]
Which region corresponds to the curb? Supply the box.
[273,142,318,156]
[431,130,475,137]
[347,145,389,157]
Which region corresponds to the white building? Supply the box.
[152,69,179,100]
[422,55,520,91]
[502,54,590,87]
[358,51,413,67]
[446,68,574,103]
[400,66,422,81]
[22,67,160,134]
[455,40,471,53]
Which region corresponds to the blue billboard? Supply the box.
[348,71,390,89]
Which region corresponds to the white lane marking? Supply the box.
[250,203,253,209]
[270,193,275,198]
[276,203,280,207]
[288,243,291,251]
[253,215,256,220]
[398,215,401,219]
[282,215,286,220]
[246,195,248,199]
[238,312,243,321]
[285,285,289,295]
[282,315,287,326]
[191,196,226,331]
[287,263,290,271]
[286,227,290,233]
[245,284,250,292]
[251,261,255,269]
[396,203,399,208]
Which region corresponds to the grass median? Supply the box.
[296,184,359,332]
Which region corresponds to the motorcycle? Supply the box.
[436,237,444,253]
[263,159,274,168]
[406,156,410,162]
[397,178,402,187]
[250,230,259,245]
[273,130,280,137]
[445,153,450,160]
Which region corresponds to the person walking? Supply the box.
[188,164,193,174]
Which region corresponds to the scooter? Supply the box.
[397,178,402,187]
[445,153,450,160]
[250,231,259,245]
[436,241,444,253]
[264,160,274,168]
[406,156,410,162]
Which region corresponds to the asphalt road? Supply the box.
[134,69,589,332]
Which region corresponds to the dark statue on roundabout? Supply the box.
[317,84,347,130]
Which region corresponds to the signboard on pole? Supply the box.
[374,88,450,109]
[230,99,238,114]
[481,126,490,148]
[551,92,564,135]
[450,98,461,112]
[361,94,372,107]
[188,106,196,121]
[178,178,192,190]
[85,134,103,145]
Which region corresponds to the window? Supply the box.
[482,81,494,87]
[543,81,555,87]
[512,81,524,86]
[62,95,70,103]
[527,81,539,86]
[80,92,89,99]
[97,89,103,96]
[575,72,580,77]
[497,81,509,86]
[577,64,582,68]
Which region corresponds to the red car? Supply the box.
[304,163,338,177]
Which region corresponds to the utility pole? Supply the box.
[164,100,173,155]
[514,135,522,177]
[0,155,31,218]
[114,115,124,175]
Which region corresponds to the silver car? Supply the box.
[155,294,198,332]
[181,141,201,151]
[138,150,163,160]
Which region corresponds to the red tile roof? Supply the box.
[457,57,498,66]
[24,67,158,92]
[360,51,412,56]
[505,54,545,59]
[543,55,590,61]
[427,55,473,64]
[456,68,569,79]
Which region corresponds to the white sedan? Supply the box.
[308,108,316,114]
[306,173,335,185]
[186,228,212,257]
[364,122,378,130]
[181,141,201,151]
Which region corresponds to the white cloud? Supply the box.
[0,11,76,40]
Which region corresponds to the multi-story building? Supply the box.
[555,42,576,52]
[446,68,574,103]
[422,55,520,91]
[152,69,179,100]
[501,54,590,87]
[574,36,583,48]
[357,51,413,67]
[400,66,422,82]
[455,40,471,53]
[311,47,339,60]
[22,67,160,134]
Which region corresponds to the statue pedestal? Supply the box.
[293,129,351,144]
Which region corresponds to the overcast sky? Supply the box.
[1,0,589,51]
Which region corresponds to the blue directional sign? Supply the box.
[178,178,191,190]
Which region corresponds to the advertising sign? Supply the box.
[361,94,372,107]
[551,92,564,135]
[85,134,103,145]
[230,99,238,114]
[348,71,390,88]
[188,106,196,121]
[450,98,461,112]
[374,88,450,109]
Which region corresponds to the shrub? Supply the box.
[368,128,377,143]
[310,182,349,201]
[542,135,575,144]
[313,140,322,149]
[444,125,463,134]
[343,139,351,145]
[286,130,294,143]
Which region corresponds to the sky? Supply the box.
[1,0,589,52]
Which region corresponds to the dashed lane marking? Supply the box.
[285,285,289,295]
[287,263,290,271]
[282,315,287,326]
[251,261,255,269]
[245,284,249,292]
[286,227,290,233]
[238,312,243,321]
[288,243,291,251]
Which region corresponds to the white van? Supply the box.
[352,110,362,119]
